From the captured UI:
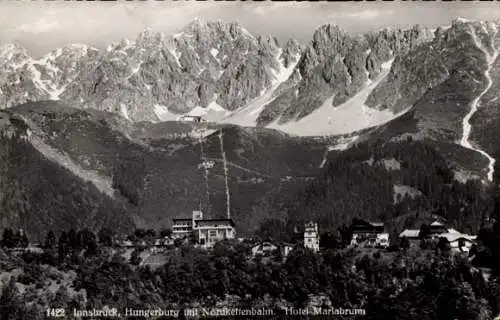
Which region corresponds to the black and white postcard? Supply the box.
[0,1,499,319]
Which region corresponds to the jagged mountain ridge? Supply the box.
[3,19,500,140]
[260,18,500,182]
[0,19,445,130]
[0,18,303,124]
[254,24,435,128]
[3,18,500,182]
[0,43,95,108]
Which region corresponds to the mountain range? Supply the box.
[1,17,500,240]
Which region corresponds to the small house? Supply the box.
[398,221,476,252]
[398,229,420,246]
[251,242,278,257]
[350,219,389,248]
[281,242,296,258]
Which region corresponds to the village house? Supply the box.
[281,242,296,257]
[171,210,236,249]
[150,237,175,253]
[116,238,135,248]
[349,219,389,248]
[304,221,320,252]
[398,229,420,246]
[251,241,296,259]
[251,242,278,257]
[398,220,476,252]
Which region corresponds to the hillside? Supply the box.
[0,107,136,241]
[2,18,500,241]
[0,102,335,239]
[257,138,492,242]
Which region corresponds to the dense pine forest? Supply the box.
[256,138,491,242]
[1,138,500,319]
[1,233,499,320]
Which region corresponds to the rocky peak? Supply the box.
[257,35,280,56]
[134,28,165,49]
[0,43,31,64]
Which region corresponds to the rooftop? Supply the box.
[430,221,445,227]
[196,219,235,227]
[399,229,420,238]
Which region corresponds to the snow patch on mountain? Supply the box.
[28,61,64,100]
[171,48,182,68]
[120,104,130,121]
[221,51,301,126]
[154,104,179,122]
[459,23,498,182]
[186,98,230,122]
[268,59,410,137]
[127,62,143,78]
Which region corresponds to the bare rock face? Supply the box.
[0,19,304,123]
[256,24,435,126]
[59,19,303,122]
[2,18,498,142]
[0,43,93,108]
[366,21,495,113]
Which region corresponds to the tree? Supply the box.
[160,229,172,238]
[146,229,156,238]
[1,228,16,248]
[174,238,183,248]
[419,223,431,240]
[134,229,147,239]
[77,229,98,254]
[19,231,29,248]
[130,249,142,266]
[51,285,70,309]
[320,231,339,250]
[0,279,24,320]
[256,218,288,242]
[437,237,451,254]
[67,229,79,250]
[44,230,56,249]
[98,228,113,247]
[400,237,410,251]
[58,231,69,259]
[338,225,353,248]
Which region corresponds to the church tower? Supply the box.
[304,221,319,252]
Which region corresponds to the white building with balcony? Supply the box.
[171,218,194,239]
[171,210,236,249]
[195,219,236,249]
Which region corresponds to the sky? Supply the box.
[2,1,500,57]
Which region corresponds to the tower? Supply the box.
[304,221,319,252]
[192,210,203,223]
